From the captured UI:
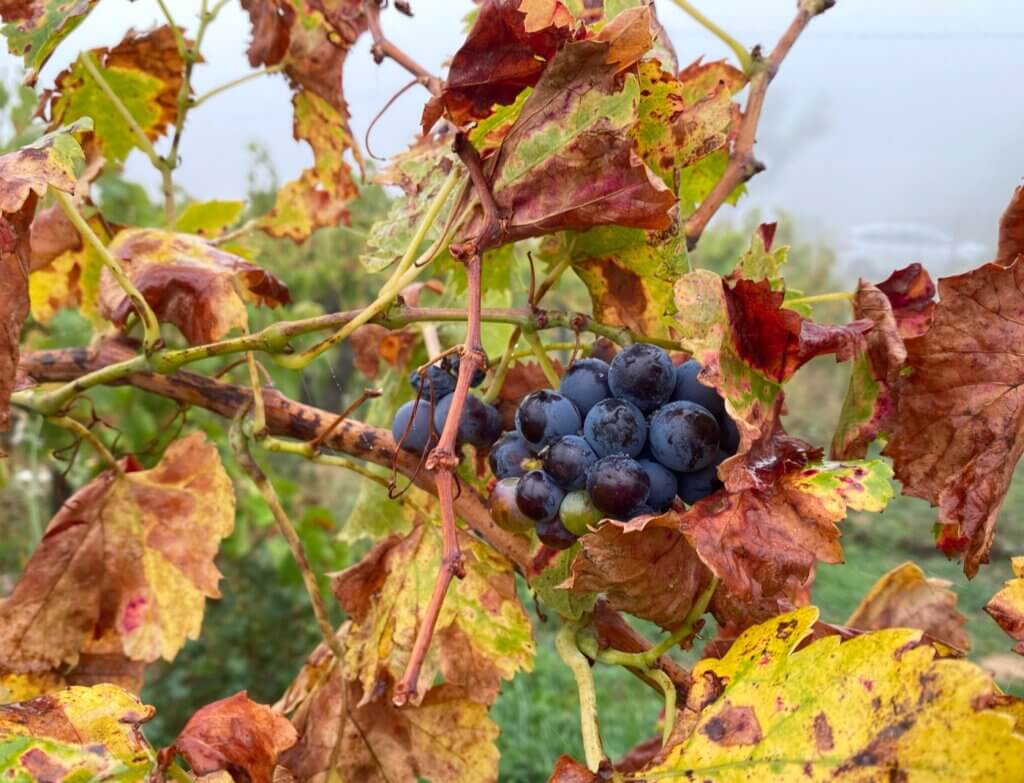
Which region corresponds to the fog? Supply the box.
[3,0,1022,272]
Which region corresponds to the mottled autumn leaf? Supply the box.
[883,257,1024,577]
[548,754,596,782]
[278,643,500,783]
[876,261,936,338]
[529,543,597,622]
[846,562,969,652]
[1,199,34,434]
[0,434,235,671]
[422,0,574,133]
[48,26,186,164]
[0,671,63,705]
[0,119,88,216]
[99,228,289,345]
[242,0,364,240]
[330,518,533,707]
[456,30,675,251]
[163,692,296,783]
[731,222,784,287]
[349,324,417,379]
[986,557,1024,655]
[28,202,79,271]
[563,523,712,630]
[0,0,100,80]
[678,460,892,603]
[997,184,1024,266]
[28,212,107,327]
[641,607,1024,782]
[0,684,156,780]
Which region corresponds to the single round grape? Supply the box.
[719,414,740,455]
[608,343,675,413]
[444,353,486,387]
[489,478,535,533]
[649,401,721,472]
[672,359,725,419]
[678,451,727,504]
[535,516,578,550]
[409,365,456,400]
[515,469,565,522]
[433,394,502,448]
[489,431,534,479]
[583,397,647,458]
[542,435,598,490]
[586,455,650,518]
[559,490,604,536]
[558,358,611,417]
[391,399,435,453]
[515,390,582,450]
[638,459,678,512]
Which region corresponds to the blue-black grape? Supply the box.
[677,451,726,504]
[649,401,720,471]
[535,516,578,550]
[515,390,582,450]
[583,397,647,458]
[586,455,650,518]
[559,490,604,536]
[489,431,535,479]
[433,394,502,448]
[444,353,486,387]
[672,359,726,418]
[558,358,611,417]
[515,469,565,522]
[409,364,456,400]
[543,435,598,491]
[489,478,535,533]
[608,343,675,413]
[638,459,678,512]
[719,413,740,455]
[391,399,435,453]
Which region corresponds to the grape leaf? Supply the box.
[277,642,500,783]
[641,607,1024,782]
[0,684,156,781]
[846,561,969,652]
[0,0,100,81]
[174,200,246,238]
[48,26,186,164]
[422,0,574,133]
[0,434,235,671]
[0,119,88,216]
[530,543,598,621]
[986,556,1024,655]
[28,214,106,327]
[563,522,712,630]
[330,518,533,707]
[997,184,1024,266]
[730,222,785,288]
[883,256,1024,576]
[99,228,290,345]
[0,671,63,705]
[163,691,297,783]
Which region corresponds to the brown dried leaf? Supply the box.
[0,199,34,432]
[846,562,969,652]
[997,185,1024,266]
[166,692,297,783]
[876,262,936,338]
[348,324,417,379]
[548,755,598,782]
[986,556,1024,655]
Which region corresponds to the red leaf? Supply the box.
[876,262,935,338]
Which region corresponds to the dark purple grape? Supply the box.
[489,478,535,533]
[586,455,650,518]
[391,399,436,453]
[558,358,610,417]
[678,451,727,504]
[672,359,725,419]
[583,397,647,458]
[638,459,678,512]
[433,394,502,448]
[444,353,486,387]
[515,469,565,522]
[535,516,578,550]
[515,390,582,450]
[608,343,674,413]
[559,490,604,536]
[489,431,535,479]
[649,401,720,472]
[409,365,456,400]
[719,414,740,455]
[542,435,598,491]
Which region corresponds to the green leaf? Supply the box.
[174,200,246,237]
[530,543,597,622]
[1,0,101,79]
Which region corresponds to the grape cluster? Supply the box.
[488,345,737,549]
[392,360,501,453]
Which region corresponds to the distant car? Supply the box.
[836,222,989,282]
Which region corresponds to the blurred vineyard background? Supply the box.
[1,59,1022,782]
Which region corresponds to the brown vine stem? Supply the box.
[683,0,835,250]
[364,0,443,96]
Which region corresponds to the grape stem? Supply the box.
[364,0,443,96]
[669,0,752,74]
[523,330,561,388]
[784,291,854,307]
[48,416,121,475]
[556,620,606,771]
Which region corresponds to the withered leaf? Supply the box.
[165,691,297,783]
[0,434,235,671]
[883,257,1024,576]
[100,228,290,345]
[847,561,969,652]
[349,324,417,379]
[997,184,1024,266]
[0,0,101,80]
[986,556,1024,655]
[0,198,34,433]
[877,261,936,338]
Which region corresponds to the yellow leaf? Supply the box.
[641,607,1024,782]
[986,556,1024,655]
[0,671,64,704]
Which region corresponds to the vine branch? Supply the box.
[364,0,443,96]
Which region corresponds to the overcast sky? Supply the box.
[2,1,1022,265]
